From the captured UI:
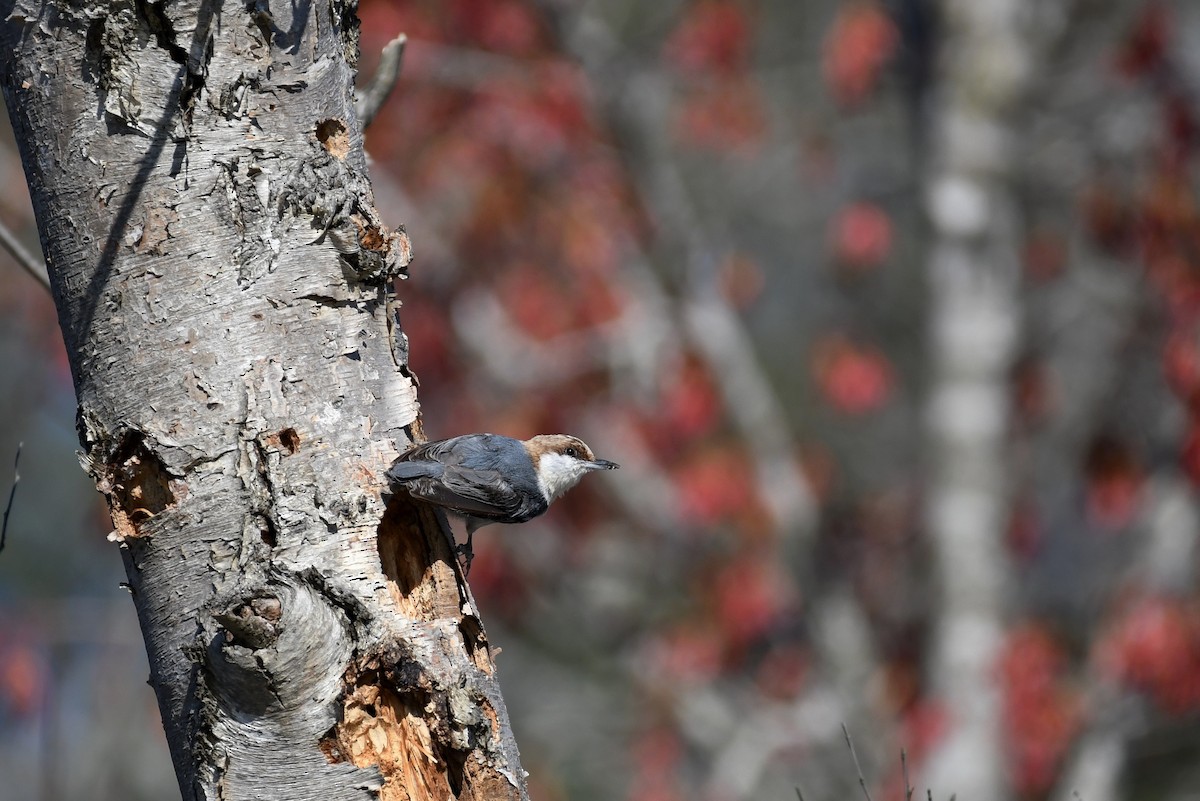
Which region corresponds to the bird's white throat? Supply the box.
[537,452,592,501]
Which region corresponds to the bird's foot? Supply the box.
[455,541,475,575]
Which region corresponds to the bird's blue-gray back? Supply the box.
[389,434,546,523]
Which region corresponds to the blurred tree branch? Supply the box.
[920,1,1034,798]
[0,442,20,553]
[535,6,818,542]
[0,219,49,291]
[356,34,408,129]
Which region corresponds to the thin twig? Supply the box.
[796,787,805,801]
[1,442,23,553]
[902,749,913,801]
[843,724,873,801]
[0,218,50,291]
[357,33,407,128]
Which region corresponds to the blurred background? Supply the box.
[3,0,1200,799]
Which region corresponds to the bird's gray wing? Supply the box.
[389,436,539,521]
[407,465,530,521]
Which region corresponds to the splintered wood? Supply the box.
[329,685,453,801]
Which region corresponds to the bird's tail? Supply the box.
[386,460,442,483]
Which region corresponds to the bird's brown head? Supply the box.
[524,434,619,500]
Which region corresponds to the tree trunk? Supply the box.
[921,1,1033,799]
[0,1,528,799]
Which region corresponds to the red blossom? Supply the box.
[1145,255,1200,323]
[812,335,893,414]
[1114,1,1170,80]
[673,447,756,526]
[1180,425,1200,488]
[754,644,810,700]
[901,700,949,762]
[0,645,43,718]
[497,263,577,340]
[1006,499,1041,563]
[560,208,620,278]
[797,445,837,508]
[530,62,594,146]
[831,202,892,271]
[1023,229,1068,283]
[1163,95,1199,163]
[1141,173,1197,237]
[574,273,625,328]
[878,698,949,799]
[358,2,442,53]
[717,253,765,309]
[400,294,454,382]
[645,625,724,685]
[663,1,752,75]
[628,728,688,801]
[998,624,1082,797]
[1012,356,1055,428]
[1079,180,1135,257]
[1096,596,1200,715]
[1164,332,1200,406]
[712,555,790,652]
[1083,436,1144,528]
[672,78,767,153]
[660,358,723,441]
[448,0,544,55]
[822,2,898,109]
[464,543,529,618]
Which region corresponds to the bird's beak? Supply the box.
[589,459,619,470]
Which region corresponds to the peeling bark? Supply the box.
[0,1,528,798]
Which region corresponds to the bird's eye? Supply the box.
[565,447,578,458]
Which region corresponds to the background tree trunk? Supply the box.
[921,1,1036,799]
[0,1,528,799]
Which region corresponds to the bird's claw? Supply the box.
[455,542,475,575]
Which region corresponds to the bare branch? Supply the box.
[1,442,23,553]
[0,218,49,291]
[903,749,914,801]
[843,724,873,801]
[357,33,407,129]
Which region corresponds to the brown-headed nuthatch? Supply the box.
[387,433,618,570]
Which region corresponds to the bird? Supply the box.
[386,433,618,571]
